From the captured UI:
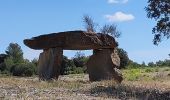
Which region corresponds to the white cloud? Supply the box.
[122,0,128,3]
[108,0,129,4]
[108,0,119,4]
[105,12,135,22]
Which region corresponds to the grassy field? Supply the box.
[0,67,170,99]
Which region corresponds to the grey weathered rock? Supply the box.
[38,48,63,80]
[86,49,122,83]
[111,49,120,67]
[24,30,117,50]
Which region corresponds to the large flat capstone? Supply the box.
[24,30,117,50]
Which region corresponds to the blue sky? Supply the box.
[0,0,170,64]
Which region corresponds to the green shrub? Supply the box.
[72,67,84,74]
[11,63,36,77]
[123,69,141,81]
[11,64,25,76]
[0,70,11,76]
[24,67,34,76]
[0,62,6,71]
[117,48,129,69]
[4,57,15,72]
[145,68,153,73]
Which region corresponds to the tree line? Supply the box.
[0,43,38,76]
[0,43,130,76]
[1,43,170,77]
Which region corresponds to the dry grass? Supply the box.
[0,67,170,99]
[84,79,170,99]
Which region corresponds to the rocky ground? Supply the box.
[0,74,170,100]
[0,75,113,100]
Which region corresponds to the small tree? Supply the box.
[3,43,36,76]
[141,61,147,67]
[73,51,86,67]
[83,15,97,33]
[117,48,129,69]
[60,56,76,75]
[5,43,23,63]
[83,15,121,39]
[148,62,155,67]
[100,24,121,38]
[128,60,141,68]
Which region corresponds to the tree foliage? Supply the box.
[117,48,129,69]
[100,24,121,38]
[148,59,170,67]
[11,63,36,76]
[73,51,86,67]
[60,55,87,75]
[83,15,121,38]
[5,43,23,63]
[0,43,38,76]
[60,56,75,75]
[145,0,170,45]
[128,60,142,68]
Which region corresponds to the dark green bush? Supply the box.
[0,70,11,75]
[73,52,88,68]
[11,63,37,77]
[72,67,84,74]
[0,62,6,71]
[117,48,129,69]
[11,64,25,76]
[61,56,75,75]
[61,55,87,75]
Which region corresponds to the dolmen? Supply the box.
[24,30,123,83]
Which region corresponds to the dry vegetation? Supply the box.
[0,67,170,100]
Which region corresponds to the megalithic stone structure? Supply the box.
[87,49,123,83]
[38,48,63,80]
[23,31,117,50]
[24,30,123,83]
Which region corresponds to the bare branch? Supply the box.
[83,15,97,33]
[100,24,121,38]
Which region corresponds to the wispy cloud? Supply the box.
[122,0,128,4]
[107,0,129,4]
[108,0,119,4]
[105,12,135,22]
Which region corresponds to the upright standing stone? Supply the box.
[86,49,123,83]
[38,48,63,80]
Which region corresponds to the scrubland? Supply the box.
[0,67,170,100]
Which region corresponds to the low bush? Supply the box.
[11,63,37,77]
[72,67,84,74]
[123,69,142,81]
[145,68,153,73]
[0,62,6,71]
